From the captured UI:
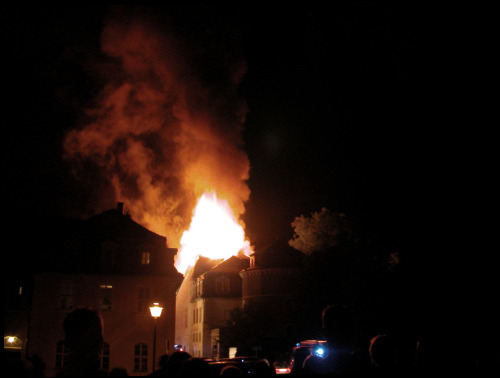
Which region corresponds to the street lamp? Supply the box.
[149,302,163,372]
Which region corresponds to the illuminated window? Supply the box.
[134,343,148,372]
[138,287,150,312]
[55,340,67,369]
[215,276,230,295]
[100,342,110,371]
[58,282,74,310]
[141,252,151,265]
[99,285,113,311]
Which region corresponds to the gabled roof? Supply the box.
[209,255,250,273]
[191,255,250,278]
[86,207,166,245]
[192,256,221,278]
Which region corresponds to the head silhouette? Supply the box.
[369,334,397,369]
[63,308,104,375]
[322,305,354,350]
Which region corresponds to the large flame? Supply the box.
[174,192,253,275]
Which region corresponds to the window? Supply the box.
[138,287,150,312]
[195,277,203,297]
[141,252,151,265]
[134,343,148,372]
[215,276,230,295]
[55,340,67,369]
[192,306,203,324]
[100,342,110,371]
[99,285,113,311]
[58,282,74,310]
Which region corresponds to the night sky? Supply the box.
[5,5,488,274]
[5,4,497,358]
[7,5,422,242]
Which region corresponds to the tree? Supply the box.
[288,208,355,254]
[224,300,300,362]
[288,208,403,341]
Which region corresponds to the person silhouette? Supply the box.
[164,351,191,376]
[302,304,368,374]
[148,354,168,376]
[178,357,210,376]
[369,334,398,375]
[59,308,106,377]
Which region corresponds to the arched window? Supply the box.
[55,340,67,369]
[134,343,148,372]
[100,342,110,371]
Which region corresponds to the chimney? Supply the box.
[117,202,124,215]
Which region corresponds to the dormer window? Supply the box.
[141,252,151,265]
[215,276,229,295]
[195,277,204,297]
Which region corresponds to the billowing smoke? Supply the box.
[63,7,250,247]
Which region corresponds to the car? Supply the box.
[290,340,328,374]
[208,356,273,375]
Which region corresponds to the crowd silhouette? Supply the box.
[6,305,496,376]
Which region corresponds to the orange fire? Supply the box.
[174,192,253,275]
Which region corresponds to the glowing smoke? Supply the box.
[63,7,251,248]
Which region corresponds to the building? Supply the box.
[175,255,249,359]
[240,240,304,307]
[175,240,303,359]
[8,203,183,376]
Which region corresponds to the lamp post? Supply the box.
[149,302,163,372]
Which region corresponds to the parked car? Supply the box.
[290,340,327,374]
[208,356,273,375]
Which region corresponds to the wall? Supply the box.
[30,272,178,376]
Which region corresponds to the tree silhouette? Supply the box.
[288,208,404,342]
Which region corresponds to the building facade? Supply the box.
[240,241,304,307]
[175,241,303,359]
[21,203,183,376]
[175,256,249,359]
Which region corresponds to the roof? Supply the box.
[86,207,166,244]
[191,255,250,278]
[209,255,250,273]
[192,256,221,278]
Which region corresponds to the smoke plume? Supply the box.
[63,7,250,247]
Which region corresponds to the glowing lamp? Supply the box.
[149,303,163,318]
[149,302,163,372]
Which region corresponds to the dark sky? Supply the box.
[6,5,439,250]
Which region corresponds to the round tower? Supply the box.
[240,240,303,306]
